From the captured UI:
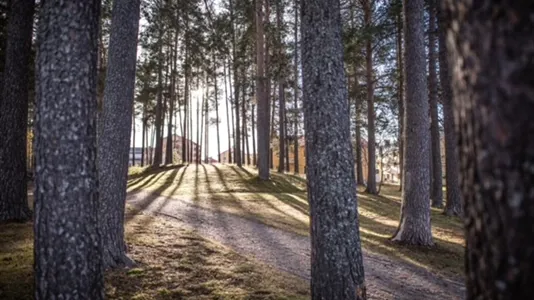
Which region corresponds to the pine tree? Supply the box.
[302,0,367,297]
[34,1,104,297]
[392,0,433,246]
[0,0,34,222]
[446,1,534,297]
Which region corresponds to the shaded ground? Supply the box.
[0,208,309,300]
[127,163,466,300]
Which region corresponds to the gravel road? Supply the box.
[127,191,465,300]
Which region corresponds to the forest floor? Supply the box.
[0,206,309,299]
[125,163,466,299]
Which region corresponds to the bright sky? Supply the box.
[130,81,255,161]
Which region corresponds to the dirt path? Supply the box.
[127,191,465,300]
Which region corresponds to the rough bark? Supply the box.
[0,0,34,222]
[446,1,534,297]
[363,0,377,195]
[132,113,136,165]
[256,0,269,178]
[428,0,443,208]
[34,1,104,298]
[301,0,367,298]
[392,0,433,246]
[97,0,140,269]
[438,2,461,217]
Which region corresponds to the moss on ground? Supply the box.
[0,208,309,300]
[127,163,465,278]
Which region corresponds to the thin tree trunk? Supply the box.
[141,118,146,166]
[428,0,443,208]
[364,0,377,194]
[205,83,209,163]
[35,1,104,297]
[182,58,189,163]
[284,107,290,172]
[0,0,34,222]
[97,0,141,269]
[438,1,461,217]
[230,0,241,166]
[132,113,136,166]
[251,102,257,166]
[214,56,221,163]
[224,61,233,163]
[396,10,404,191]
[197,86,201,164]
[301,0,367,296]
[278,83,285,173]
[153,29,164,166]
[293,0,299,174]
[165,31,177,165]
[392,0,433,246]
[241,71,248,165]
[256,0,269,178]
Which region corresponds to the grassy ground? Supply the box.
[0,207,309,300]
[127,164,465,278]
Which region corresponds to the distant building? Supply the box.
[162,135,202,163]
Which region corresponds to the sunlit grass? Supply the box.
[0,207,309,300]
[128,163,465,278]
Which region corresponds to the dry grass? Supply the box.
[0,208,309,300]
[128,163,465,278]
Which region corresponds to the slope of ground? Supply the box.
[0,208,309,300]
[128,164,465,278]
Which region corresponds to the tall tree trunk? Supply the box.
[428,0,443,208]
[438,2,461,217]
[229,63,236,163]
[0,0,34,222]
[446,1,534,297]
[197,86,201,164]
[97,0,140,269]
[214,56,221,163]
[165,31,177,165]
[230,0,241,166]
[392,0,433,246]
[276,0,285,173]
[252,102,257,166]
[284,107,290,172]
[141,117,146,166]
[278,84,285,173]
[241,71,248,165]
[153,29,164,166]
[301,0,367,297]
[132,113,136,166]
[35,1,104,297]
[396,9,404,191]
[354,78,365,185]
[205,83,209,163]
[182,56,189,163]
[293,0,299,174]
[364,0,377,194]
[256,0,269,178]
[224,60,233,163]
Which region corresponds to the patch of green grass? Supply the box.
[0,209,309,300]
[128,163,465,278]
